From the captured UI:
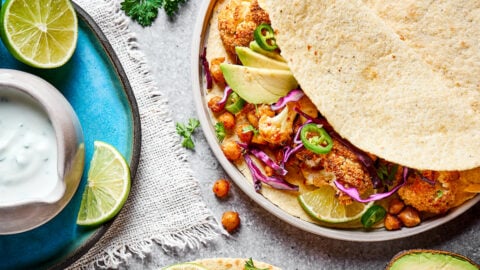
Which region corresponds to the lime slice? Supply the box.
[76,141,131,227]
[163,263,209,270]
[0,0,78,68]
[298,185,374,223]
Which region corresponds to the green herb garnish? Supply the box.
[121,0,189,26]
[163,0,188,17]
[376,162,398,185]
[215,122,226,142]
[242,125,259,135]
[176,118,200,149]
[244,258,269,270]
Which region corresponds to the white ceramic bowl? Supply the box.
[191,0,480,242]
[0,69,85,234]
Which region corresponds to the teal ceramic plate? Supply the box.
[0,4,141,269]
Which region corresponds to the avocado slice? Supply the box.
[386,250,479,270]
[220,63,298,104]
[236,46,290,70]
[249,41,286,62]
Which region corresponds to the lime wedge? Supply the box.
[0,0,78,68]
[298,185,373,223]
[76,141,130,227]
[163,263,209,270]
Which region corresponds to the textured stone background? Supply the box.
[124,1,480,269]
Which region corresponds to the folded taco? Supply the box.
[202,0,480,229]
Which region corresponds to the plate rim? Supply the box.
[47,3,142,269]
[191,0,479,242]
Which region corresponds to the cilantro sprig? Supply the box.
[121,0,189,27]
[376,162,398,186]
[176,118,200,150]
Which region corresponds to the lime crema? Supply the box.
[0,89,63,206]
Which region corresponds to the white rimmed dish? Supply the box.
[191,0,479,242]
[0,69,85,235]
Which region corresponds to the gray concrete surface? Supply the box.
[124,1,480,269]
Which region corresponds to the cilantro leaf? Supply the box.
[121,0,162,27]
[121,0,189,26]
[244,258,269,270]
[163,0,188,17]
[176,118,200,150]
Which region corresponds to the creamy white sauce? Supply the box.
[0,88,61,205]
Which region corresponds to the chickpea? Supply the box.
[221,211,240,233]
[208,96,224,113]
[221,140,242,161]
[213,179,230,198]
[264,166,274,177]
[397,206,421,227]
[236,124,254,143]
[384,214,402,231]
[218,112,235,130]
[388,198,405,215]
[210,57,226,85]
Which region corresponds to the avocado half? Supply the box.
[386,249,479,270]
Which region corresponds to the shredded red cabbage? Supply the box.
[238,142,288,176]
[294,107,382,188]
[271,89,304,111]
[249,148,288,176]
[200,47,213,89]
[216,86,233,107]
[334,167,409,203]
[281,121,311,164]
[282,143,304,165]
[244,154,299,192]
[293,120,310,144]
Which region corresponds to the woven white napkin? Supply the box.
[69,0,220,268]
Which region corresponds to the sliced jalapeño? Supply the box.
[253,23,278,51]
[361,205,387,228]
[225,91,245,114]
[300,123,333,154]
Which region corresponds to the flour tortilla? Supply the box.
[192,258,280,270]
[258,0,480,171]
[362,0,480,94]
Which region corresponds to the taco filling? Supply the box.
[202,0,480,229]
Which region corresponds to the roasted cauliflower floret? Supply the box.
[258,104,297,145]
[297,140,373,205]
[218,0,270,57]
[398,171,460,214]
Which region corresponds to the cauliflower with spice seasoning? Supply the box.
[398,170,460,214]
[218,0,270,58]
[258,103,297,145]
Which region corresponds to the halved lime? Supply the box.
[0,0,78,68]
[163,263,209,270]
[298,185,374,223]
[76,141,131,227]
